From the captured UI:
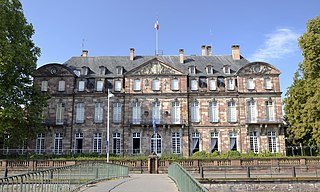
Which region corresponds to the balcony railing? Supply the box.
[129,118,184,125]
[246,118,282,124]
[41,119,68,126]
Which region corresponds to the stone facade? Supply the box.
[32,45,284,157]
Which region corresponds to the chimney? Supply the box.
[130,48,135,61]
[207,45,212,56]
[231,45,240,60]
[201,45,207,56]
[81,50,88,57]
[179,49,184,64]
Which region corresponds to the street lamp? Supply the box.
[107,89,114,163]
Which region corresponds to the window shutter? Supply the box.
[133,79,141,91]
[152,79,160,91]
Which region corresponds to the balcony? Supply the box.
[41,119,68,126]
[246,118,282,124]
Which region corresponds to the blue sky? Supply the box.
[20,0,320,96]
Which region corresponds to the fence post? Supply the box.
[200,166,204,178]
[247,167,251,178]
[292,166,296,177]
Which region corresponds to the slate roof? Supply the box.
[63,55,250,77]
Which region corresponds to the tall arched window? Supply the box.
[151,133,162,155]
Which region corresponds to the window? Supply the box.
[211,131,219,152]
[152,101,161,124]
[76,103,85,123]
[191,132,200,154]
[189,66,196,74]
[209,79,216,91]
[207,65,214,74]
[199,77,207,88]
[229,132,237,151]
[87,78,95,89]
[132,132,141,154]
[114,80,122,92]
[247,78,255,90]
[151,133,162,155]
[191,79,198,91]
[116,66,123,75]
[75,133,83,154]
[247,100,257,122]
[268,131,277,153]
[113,102,122,123]
[171,101,180,124]
[58,80,65,92]
[94,103,103,123]
[209,101,219,123]
[133,79,141,91]
[223,66,230,74]
[93,133,102,154]
[227,79,235,90]
[99,66,106,75]
[152,79,160,91]
[249,131,259,153]
[227,101,237,122]
[132,101,141,124]
[172,132,181,154]
[266,101,275,121]
[81,67,88,75]
[113,133,121,154]
[56,103,65,125]
[41,81,48,92]
[191,101,200,122]
[78,81,85,92]
[171,78,179,91]
[54,133,63,155]
[264,78,272,90]
[106,79,113,89]
[96,80,103,92]
[36,133,45,154]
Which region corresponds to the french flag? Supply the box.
[154,19,159,30]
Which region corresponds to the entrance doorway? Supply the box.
[75,133,83,153]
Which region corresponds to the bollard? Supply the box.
[247,167,251,178]
[292,166,296,177]
[200,166,204,178]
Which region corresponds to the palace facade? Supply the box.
[33,45,284,157]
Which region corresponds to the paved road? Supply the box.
[82,174,179,192]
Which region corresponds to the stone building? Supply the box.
[33,45,284,157]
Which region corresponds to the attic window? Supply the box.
[99,66,106,75]
[116,66,123,75]
[223,66,230,74]
[81,67,88,76]
[189,66,196,74]
[207,65,214,74]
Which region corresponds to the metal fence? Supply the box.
[168,162,208,192]
[0,162,128,192]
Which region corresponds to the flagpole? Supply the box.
[154,17,159,55]
[156,27,158,55]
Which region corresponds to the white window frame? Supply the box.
[36,133,45,154]
[112,133,121,154]
[93,133,102,154]
[249,131,259,153]
[171,101,180,124]
[229,132,237,151]
[152,101,161,124]
[172,132,181,154]
[247,100,257,122]
[224,66,230,74]
[191,101,200,122]
[171,78,179,91]
[209,101,219,123]
[151,133,162,155]
[207,65,213,74]
[132,101,141,124]
[94,103,103,123]
[227,78,235,90]
[78,80,85,92]
[58,80,65,92]
[189,66,196,74]
[96,80,103,92]
[227,101,237,123]
[152,79,160,91]
[56,103,64,125]
[76,103,85,123]
[247,78,255,90]
[132,132,141,154]
[41,81,48,92]
[191,132,200,153]
[114,80,122,92]
[268,131,277,153]
[133,79,141,91]
[54,133,63,155]
[113,102,122,123]
[191,79,198,91]
[266,101,275,121]
[209,79,217,91]
[264,78,272,90]
[211,131,219,152]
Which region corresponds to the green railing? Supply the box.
[168,162,208,192]
[0,162,128,192]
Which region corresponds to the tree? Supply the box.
[0,0,47,150]
[284,16,320,146]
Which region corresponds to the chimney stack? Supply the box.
[201,45,207,56]
[130,48,135,61]
[81,50,88,57]
[179,49,184,64]
[207,45,212,56]
[231,45,240,60]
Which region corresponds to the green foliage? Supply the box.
[284,16,320,146]
[0,0,46,146]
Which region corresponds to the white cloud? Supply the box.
[249,29,300,62]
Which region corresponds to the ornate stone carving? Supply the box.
[242,64,272,75]
[132,61,182,75]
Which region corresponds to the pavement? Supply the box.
[81,174,180,192]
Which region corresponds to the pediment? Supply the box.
[236,62,280,76]
[35,63,75,77]
[127,58,184,76]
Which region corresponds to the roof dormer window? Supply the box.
[223,66,230,74]
[116,66,123,75]
[189,66,196,75]
[99,66,106,75]
[81,66,88,76]
[207,65,214,74]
